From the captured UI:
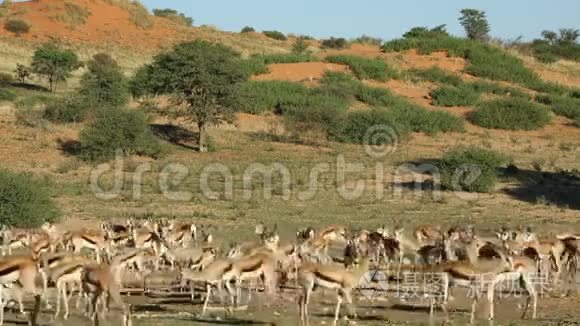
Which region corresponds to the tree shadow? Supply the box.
[150,123,198,150]
[502,167,580,210]
[10,83,50,92]
[57,138,82,156]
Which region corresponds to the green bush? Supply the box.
[263,30,287,41]
[335,108,409,144]
[255,53,317,64]
[325,55,397,81]
[79,108,163,162]
[320,71,401,106]
[152,8,193,27]
[0,170,58,227]
[0,88,16,102]
[78,53,130,108]
[409,67,462,86]
[44,94,92,123]
[4,19,30,36]
[0,72,13,87]
[389,104,465,134]
[283,104,346,141]
[534,94,580,120]
[292,37,309,53]
[234,80,349,114]
[241,57,269,75]
[430,85,480,107]
[321,37,348,49]
[241,26,255,33]
[352,35,383,46]
[469,98,552,130]
[439,146,507,193]
[382,36,542,87]
[14,94,53,127]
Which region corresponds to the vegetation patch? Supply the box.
[409,67,462,86]
[240,26,255,33]
[44,94,92,123]
[0,88,16,102]
[50,2,91,27]
[430,85,480,107]
[352,35,383,46]
[320,71,399,107]
[3,18,30,35]
[263,30,287,41]
[321,37,348,49]
[0,72,13,87]
[469,98,552,130]
[325,55,397,82]
[535,94,580,120]
[234,80,349,114]
[335,108,409,145]
[153,8,193,27]
[79,108,163,162]
[383,35,542,87]
[0,170,58,227]
[439,146,508,193]
[104,0,152,29]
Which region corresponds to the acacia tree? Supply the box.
[30,44,79,91]
[131,40,249,152]
[459,9,490,42]
[79,53,129,108]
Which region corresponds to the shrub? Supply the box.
[0,170,58,227]
[14,94,53,127]
[389,104,465,134]
[283,104,346,142]
[534,94,580,120]
[263,30,287,41]
[321,37,348,49]
[253,53,317,64]
[352,35,383,46]
[78,53,129,108]
[152,8,193,27]
[79,108,163,162]
[325,55,397,81]
[430,85,480,107]
[241,26,255,33]
[534,46,559,64]
[241,57,269,75]
[0,88,16,102]
[575,116,580,128]
[0,72,13,87]
[234,80,349,114]
[292,37,309,54]
[4,19,30,36]
[44,94,93,123]
[439,146,507,193]
[409,67,462,86]
[469,98,552,130]
[334,108,409,145]
[14,64,31,83]
[403,25,449,39]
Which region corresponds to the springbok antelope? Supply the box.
[180,258,236,315]
[299,225,347,263]
[165,222,197,247]
[163,247,217,270]
[51,257,93,319]
[224,252,278,305]
[393,227,422,265]
[414,224,443,245]
[0,255,42,326]
[521,229,567,286]
[81,261,132,326]
[298,256,370,326]
[68,229,110,263]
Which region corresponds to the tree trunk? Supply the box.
[198,121,207,153]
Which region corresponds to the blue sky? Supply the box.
[141,0,579,41]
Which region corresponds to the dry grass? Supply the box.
[103,0,153,29]
[49,2,91,28]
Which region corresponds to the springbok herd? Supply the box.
[0,220,579,326]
